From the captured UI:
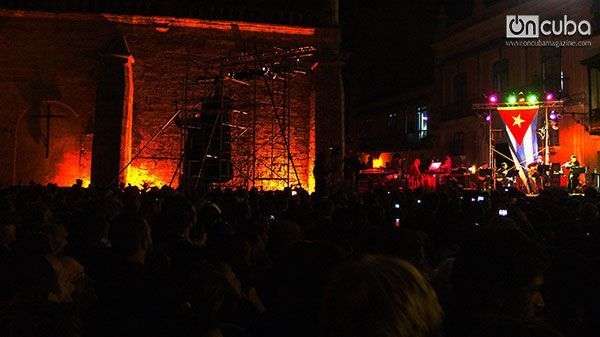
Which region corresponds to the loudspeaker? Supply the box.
[181,97,232,185]
[183,127,232,183]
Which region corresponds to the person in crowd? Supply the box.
[1,180,599,337]
[254,241,346,337]
[321,255,443,337]
[0,215,17,302]
[90,213,161,337]
[448,227,549,336]
[156,194,206,277]
[0,255,81,337]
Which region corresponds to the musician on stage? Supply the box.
[407,158,422,190]
[440,155,453,173]
[534,155,550,189]
[495,162,512,188]
[526,160,541,194]
[561,154,581,192]
[497,162,508,175]
[535,155,544,166]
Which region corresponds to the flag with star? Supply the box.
[497,105,539,166]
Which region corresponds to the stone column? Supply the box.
[314,27,344,194]
[91,37,134,188]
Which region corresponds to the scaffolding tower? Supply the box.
[175,46,316,190]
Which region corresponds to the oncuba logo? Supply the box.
[506,15,591,38]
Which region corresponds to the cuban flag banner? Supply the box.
[497,105,539,167]
[497,105,539,194]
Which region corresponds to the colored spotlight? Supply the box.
[507,95,517,104]
[485,114,491,122]
[549,110,558,120]
[545,93,554,101]
[489,94,498,103]
[527,94,538,104]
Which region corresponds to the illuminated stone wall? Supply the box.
[0,14,116,186]
[0,10,330,190]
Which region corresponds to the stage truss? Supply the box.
[472,101,566,189]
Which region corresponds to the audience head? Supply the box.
[176,261,233,327]
[14,255,60,301]
[451,228,548,321]
[109,213,151,261]
[0,220,16,248]
[160,194,197,238]
[321,255,442,337]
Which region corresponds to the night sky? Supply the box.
[199,0,471,107]
[341,0,440,107]
[341,0,473,107]
[0,0,472,107]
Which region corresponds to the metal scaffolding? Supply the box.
[174,45,316,190]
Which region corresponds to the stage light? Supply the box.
[549,111,557,120]
[488,94,498,103]
[527,94,538,104]
[485,114,491,122]
[372,157,384,168]
[507,94,517,104]
[545,93,554,101]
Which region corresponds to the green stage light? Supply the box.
[527,94,538,104]
[507,94,517,104]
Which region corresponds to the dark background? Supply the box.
[1,0,474,106]
[340,0,476,106]
[341,0,441,107]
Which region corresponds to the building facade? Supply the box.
[0,1,344,192]
[432,0,600,170]
[347,87,431,168]
[349,87,431,151]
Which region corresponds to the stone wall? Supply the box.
[0,10,338,191]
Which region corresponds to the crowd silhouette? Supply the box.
[0,182,599,337]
